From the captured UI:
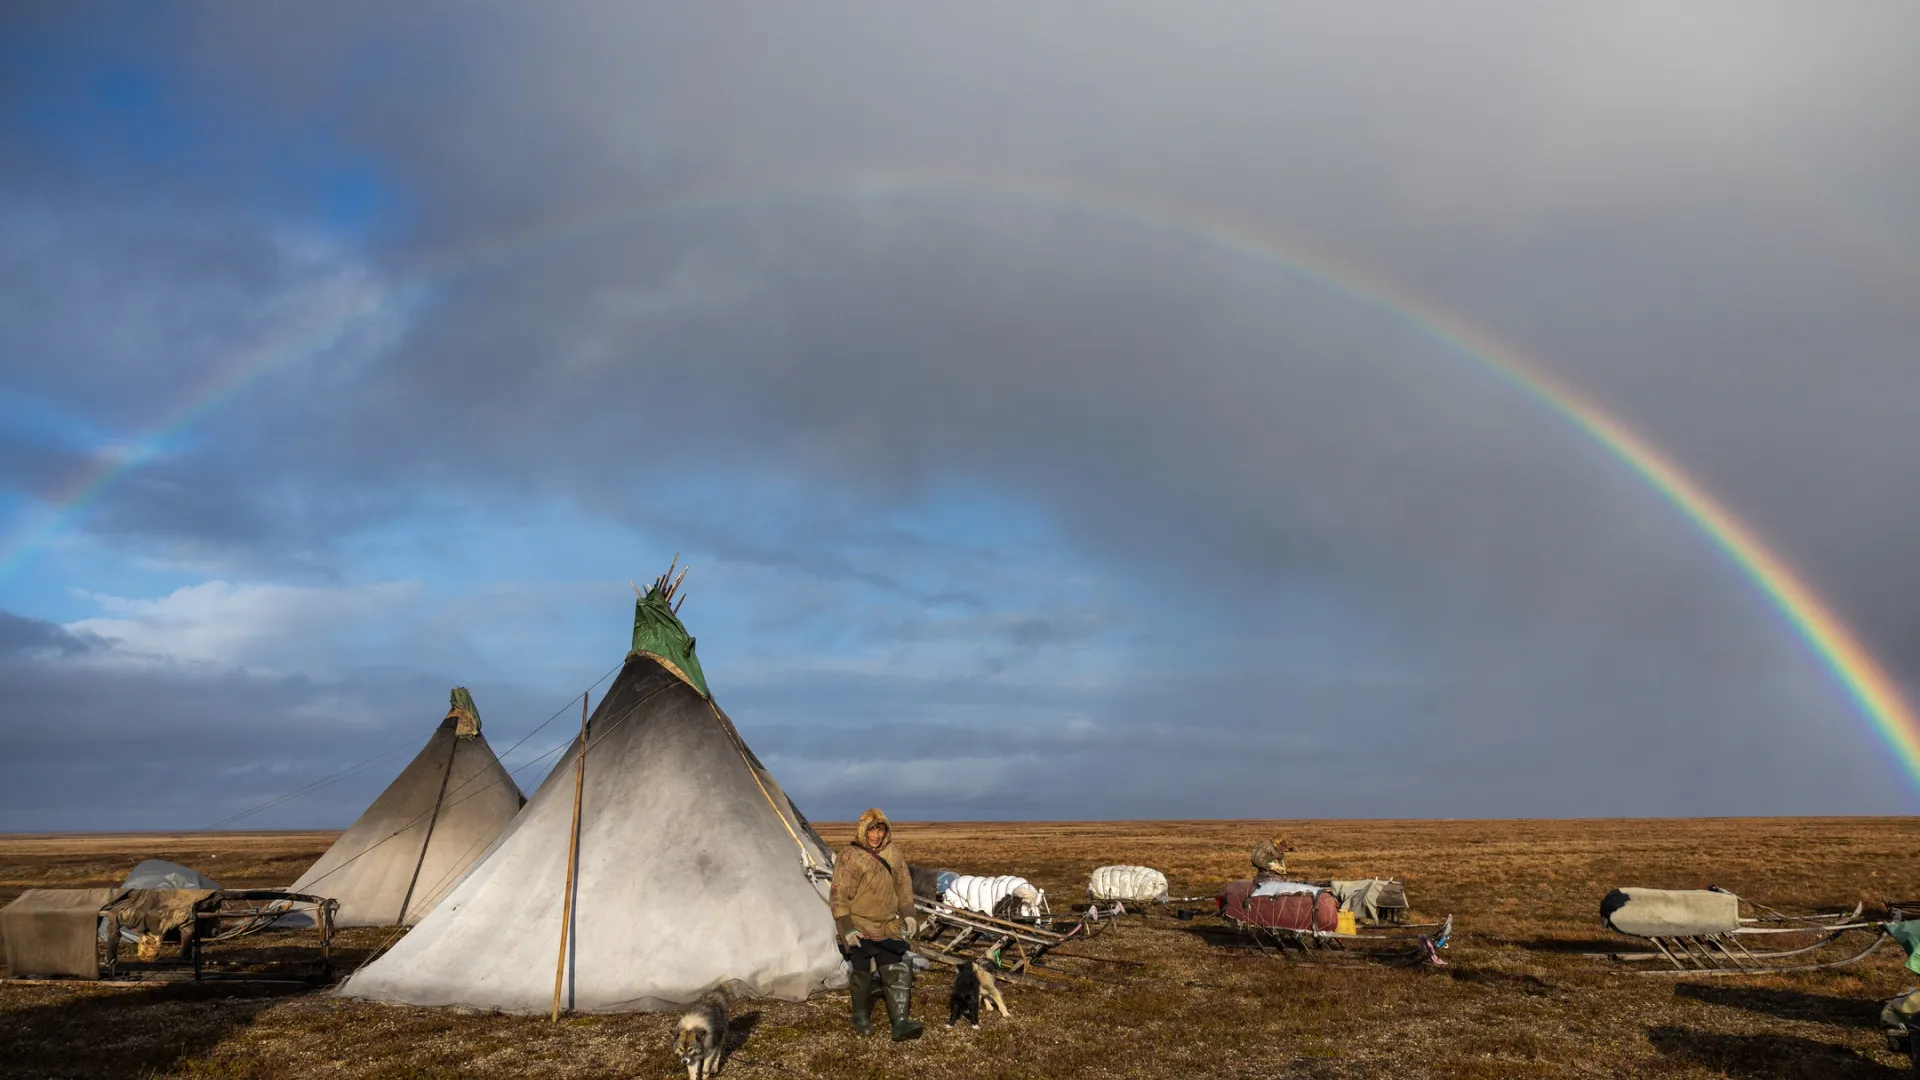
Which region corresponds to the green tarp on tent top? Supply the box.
[630,584,709,698]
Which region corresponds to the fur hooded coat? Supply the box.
[830,807,916,941]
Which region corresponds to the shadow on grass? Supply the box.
[1647,1026,1904,1078]
[1675,983,1881,1029]
[725,1009,763,1056]
[1445,967,1560,995]
[0,982,305,1079]
[1512,935,1632,955]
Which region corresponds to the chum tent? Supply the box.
[287,688,525,927]
[340,572,841,1014]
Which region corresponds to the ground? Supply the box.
[3,818,1919,1079]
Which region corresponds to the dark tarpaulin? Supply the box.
[3,888,120,979]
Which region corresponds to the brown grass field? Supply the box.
[4,818,1920,1079]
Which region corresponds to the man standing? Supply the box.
[1251,833,1295,882]
[830,807,923,1040]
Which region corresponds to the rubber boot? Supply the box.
[879,961,924,1041]
[848,966,875,1035]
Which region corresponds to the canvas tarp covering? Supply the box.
[339,653,844,1013]
[1219,879,1339,931]
[1088,865,1168,903]
[287,705,524,927]
[909,864,947,901]
[1251,880,1321,898]
[631,589,710,698]
[3,888,118,978]
[1329,879,1407,922]
[102,862,223,943]
[941,875,1047,918]
[122,860,220,891]
[1887,920,1920,976]
[446,686,482,737]
[106,889,216,960]
[1600,888,1741,938]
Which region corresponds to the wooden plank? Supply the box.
[911,950,1053,989]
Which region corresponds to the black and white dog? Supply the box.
[947,960,1009,1029]
[675,988,731,1078]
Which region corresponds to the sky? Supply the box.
[2,2,1918,830]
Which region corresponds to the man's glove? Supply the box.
[901,916,919,938]
[843,929,861,949]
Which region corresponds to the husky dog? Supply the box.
[947,961,1010,1029]
[675,988,731,1079]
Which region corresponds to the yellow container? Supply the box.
[1336,910,1357,935]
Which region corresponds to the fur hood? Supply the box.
[832,807,915,940]
[854,807,892,852]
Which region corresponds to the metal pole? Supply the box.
[551,691,590,1022]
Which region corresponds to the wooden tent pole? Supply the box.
[551,691,590,1022]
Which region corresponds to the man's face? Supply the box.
[866,825,887,849]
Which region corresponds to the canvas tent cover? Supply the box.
[286,688,524,927]
[1600,888,1741,938]
[1088,865,1168,903]
[3,888,119,979]
[340,591,841,1014]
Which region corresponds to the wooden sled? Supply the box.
[1596,889,1885,976]
[911,897,1118,988]
[1210,880,1450,966]
[8,889,339,987]
[1220,911,1454,966]
[104,890,340,984]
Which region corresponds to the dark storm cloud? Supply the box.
[4,2,1918,819]
[0,607,582,830]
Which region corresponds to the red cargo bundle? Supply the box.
[1217,880,1340,932]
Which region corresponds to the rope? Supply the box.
[333,679,675,982]
[709,703,812,862]
[293,665,629,897]
[204,660,625,832]
[297,721,577,895]
[203,738,424,829]
[704,700,830,905]
[339,804,519,981]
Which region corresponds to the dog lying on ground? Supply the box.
[675,987,732,1078]
[947,960,1010,1029]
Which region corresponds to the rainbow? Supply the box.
[0,274,418,582]
[5,168,1915,787]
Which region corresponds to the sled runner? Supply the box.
[1595,886,1886,975]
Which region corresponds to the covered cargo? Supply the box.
[1600,887,1741,938]
[1088,865,1168,904]
[3,888,119,979]
[1327,878,1409,923]
[941,874,1047,919]
[1218,879,1340,932]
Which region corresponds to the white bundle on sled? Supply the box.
[1601,887,1742,938]
[1087,865,1168,903]
[941,874,1049,918]
[1251,879,1322,898]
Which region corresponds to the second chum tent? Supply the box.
[340,578,842,1013]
